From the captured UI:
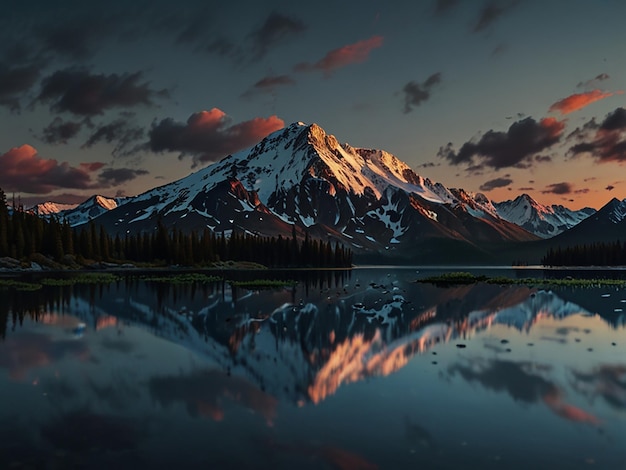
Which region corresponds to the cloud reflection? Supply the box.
[148,369,277,425]
[448,358,600,426]
[0,332,89,381]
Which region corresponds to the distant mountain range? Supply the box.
[28,195,128,227]
[494,194,595,239]
[25,122,620,263]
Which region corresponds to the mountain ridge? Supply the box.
[493,193,595,238]
[87,121,538,262]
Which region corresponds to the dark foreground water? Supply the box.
[1,267,625,469]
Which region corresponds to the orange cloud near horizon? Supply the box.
[549,90,613,115]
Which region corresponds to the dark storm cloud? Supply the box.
[541,182,572,195]
[401,73,442,113]
[0,144,98,194]
[41,117,83,144]
[148,108,285,166]
[479,176,513,191]
[36,68,169,116]
[465,163,486,175]
[577,73,610,89]
[599,107,626,131]
[253,75,296,90]
[439,117,565,170]
[417,161,440,168]
[567,107,626,163]
[473,0,519,33]
[82,119,145,157]
[0,63,41,112]
[249,12,307,59]
[241,74,296,98]
[534,155,552,163]
[97,168,148,186]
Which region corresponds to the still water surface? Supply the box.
[1,267,625,469]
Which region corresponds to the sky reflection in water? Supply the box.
[0,268,625,469]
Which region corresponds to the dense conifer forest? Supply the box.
[0,189,352,268]
[542,241,626,267]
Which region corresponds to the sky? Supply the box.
[1,0,625,210]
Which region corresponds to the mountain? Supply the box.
[42,195,130,227]
[93,122,536,263]
[494,193,595,238]
[502,197,626,264]
[30,201,78,215]
[546,197,626,246]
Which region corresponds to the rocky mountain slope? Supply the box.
[494,193,595,238]
[93,122,537,262]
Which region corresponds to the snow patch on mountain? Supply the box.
[55,195,130,226]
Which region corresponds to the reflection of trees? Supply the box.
[0,286,73,338]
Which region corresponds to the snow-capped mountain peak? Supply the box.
[494,193,594,238]
[85,122,538,262]
[42,195,131,227]
[30,201,78,215]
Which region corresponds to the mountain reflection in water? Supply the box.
[1,268,625,469]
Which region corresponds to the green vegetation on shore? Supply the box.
[140,273,222,284]
[416,271,626,287]
[40,273,120,286]
[0,279,43,291]
[228,279,298,289]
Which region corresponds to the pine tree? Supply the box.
[0,188,9,256]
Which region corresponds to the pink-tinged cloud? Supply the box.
[294,35,384,76]
[149,108,285,165]
[0,144,98,194]
[0,333,89,382]
[543,391,601,426]
[549,90,614,115]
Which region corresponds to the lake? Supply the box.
[1,267,625,469]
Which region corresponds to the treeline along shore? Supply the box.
[0,188,352,270]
